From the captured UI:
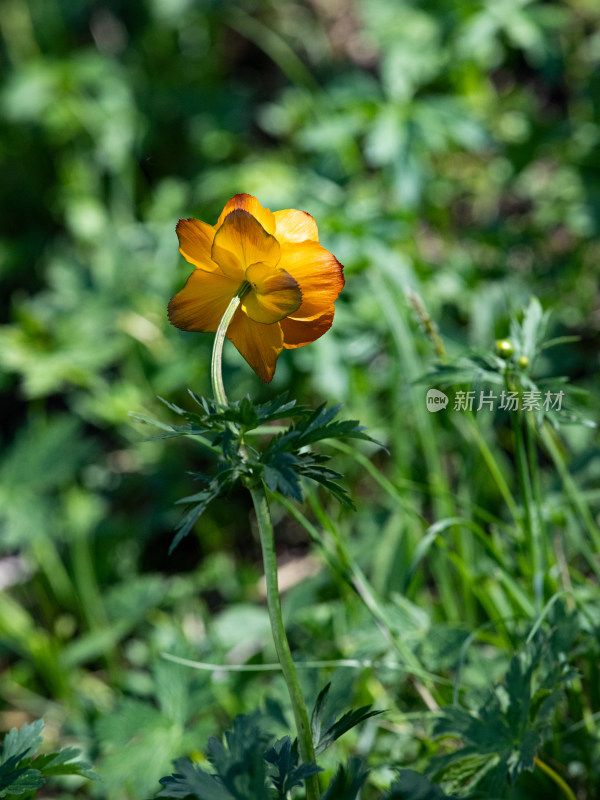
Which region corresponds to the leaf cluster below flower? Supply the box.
[132,392,380,553]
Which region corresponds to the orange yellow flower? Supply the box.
[168,194,345,382]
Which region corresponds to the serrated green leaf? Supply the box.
[255,393,302,423]
[321,757,368,800]
[265,737,322,798]
[431,620,576,793]
[1,721,44,765]
[204,716,271,799]
[310,683,331,748]
[171,468,239,552]
[315,705,383,756]
[0,762,44,796]
[262,459,303,503]
[157,758,233,799]
[31,748,100,782]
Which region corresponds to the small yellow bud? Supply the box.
[495,339,514,358]
[518,355,530,369]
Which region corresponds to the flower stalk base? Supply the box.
[250,485,320,800]
[211,298,320,800]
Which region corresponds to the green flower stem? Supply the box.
[534,757,576,800]
[211,282,250,405]
[211,294,319,799]
[250,484,320,800]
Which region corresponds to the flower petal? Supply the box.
[242,263,302,324]
[176,218,219,272]
[281,308,334,349]
[227,308,283,382]
[212,209,281,280]
[276,241,344,319]
[216,194,276,235]
[167,269,238,332]
[273,209,319,243]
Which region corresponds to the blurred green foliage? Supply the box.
[1,0,600,798]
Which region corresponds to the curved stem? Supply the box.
[211,296,240,405]
[534,757,576,800]
[211,281,251,405]
[250,485,320,800]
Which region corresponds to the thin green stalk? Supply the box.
[211,294,319,799]
[162,652,431,672]
[250,485,320,800]
[211,286,249,405]
[534,757,577,800]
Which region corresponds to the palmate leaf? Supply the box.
[160,715,304,800]
[157,713,323,800]
[147,391,381,550]
[0,720,99,797]
[430,612,577,793]
[205,716,271,799]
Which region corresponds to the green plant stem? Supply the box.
[210,294,319,798]
[249,484,320,800]
[211,297,239,405]
[210,282,250,405]
[534,757,576,800]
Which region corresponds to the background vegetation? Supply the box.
[1,0,599,797]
